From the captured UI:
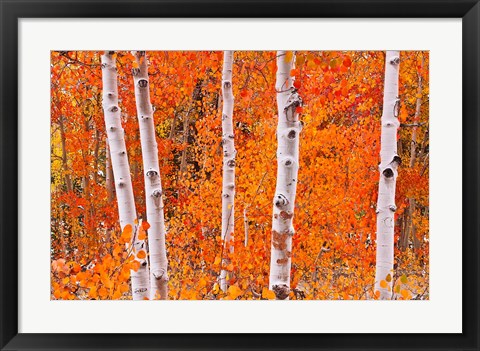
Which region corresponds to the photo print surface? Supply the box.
[50,50,429,300]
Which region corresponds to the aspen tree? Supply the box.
[132,51,169,299]
[408,54,425,250]
[101,51,150,300]
[219,50,236,292]
[269,51,303,300]
[374,51,401,299]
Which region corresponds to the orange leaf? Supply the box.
[121,224,133,242]
[401,289,410,299]
[137,250,146,259]
[284,51,293,63]
[261,288,276,300]
[137,228,146,241]
[88,287,98,299]
[98,287,108,299]
[227,285,243,299]
[131,261,140,272]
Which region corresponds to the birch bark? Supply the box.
[219,50,236,292]
[374,51,401,299]
[269,51,303,300]
[133,51,169,300]
[101,51,150,300]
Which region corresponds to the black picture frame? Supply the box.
[1,0,478,350]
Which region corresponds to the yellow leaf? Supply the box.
[261,288,276,300]
[380,280,388,289]
[285,51,294,63]
[227,285,242,299]
[296,54,305,66]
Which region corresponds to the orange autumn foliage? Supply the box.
[51,51,429,300]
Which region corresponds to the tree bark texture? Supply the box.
[101,51,150,300]
[133,51,169,300]
[269,51,303,300]
[374,51,401,300]
[219,51,236,292]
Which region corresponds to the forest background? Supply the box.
[50,50,429,300]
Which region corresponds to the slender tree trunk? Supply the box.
[133,51,169,300]
[169,113,178,140]
[219,51,236,292]
[101,51,150,300]
[407,54,424,252]
[179,111,191,173]
[93,128,100,184]
[58,116,73,192]
[243,208,249,247]
[269,51,303,300]
[374,51,401,300]
[409,198,421,250]
[179,79,202,174]
[410,54,424,168]
[399,212,409,250]
[106,139,115,202]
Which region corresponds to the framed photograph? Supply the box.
[1,0,478,350]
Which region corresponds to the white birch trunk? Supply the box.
[374,51,401,299]
[101,51,150,301]
[269,51,303,300]
[132,51,169,300]
[219,50,236,292]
